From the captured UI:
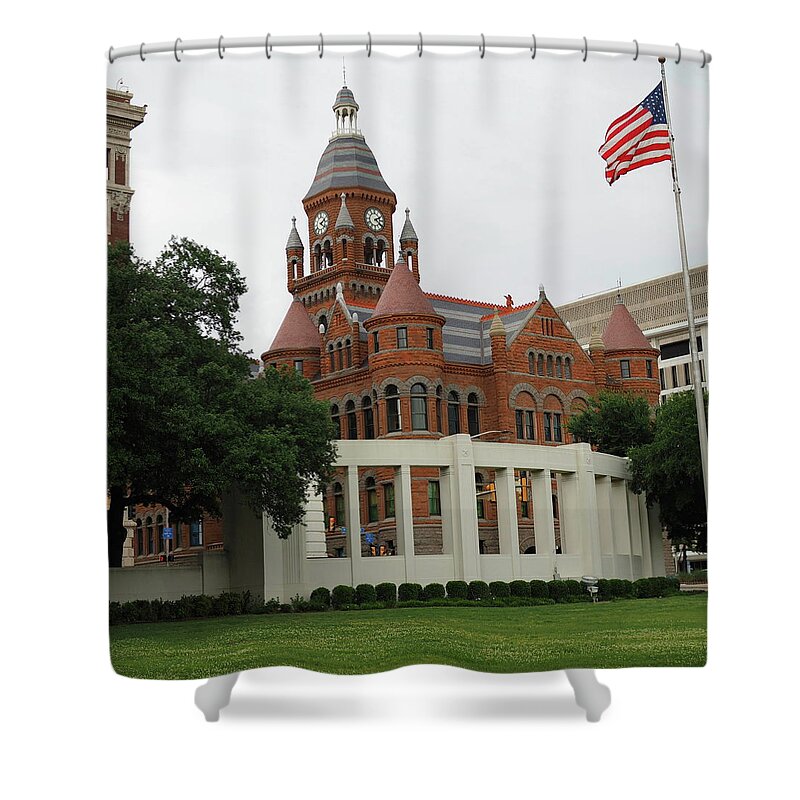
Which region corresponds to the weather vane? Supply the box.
[342,57,346,86]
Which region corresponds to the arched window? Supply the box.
[565,357,572,379]
[366,477,378,522]
[362,396,375,439]
[514,391,536,441]
[467,393,480,436]
[556,356,563,378]
[342,239,348,260]
[364,237,374,264]
[135,518,143,556]
[372,390,380,434]
[475,472,485,519]
[447,391,460,435]
[314,243,322,271]
[345,339,352,368]
[546,356,554,377]
[330,404,341,439]
[435,386,443,433]
[537,354,544,376]
[386,384,401,432]
[146,516,154,555]
[411,383,428,430]
[345,400,358,439]
[319,314,327,332]
[333,482,345,528]
[528,352,535,374]
[156,514,164,553]
[376,240,385,266]
[328,344,334,372]
[323,240,332,267]
[336,341,343,371]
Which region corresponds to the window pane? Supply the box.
[384,483,395,518]
[515,409,524,439]
[525,410,535,440]
[411,396,428,430]
[397,327,408,348]
[428,481,441,515]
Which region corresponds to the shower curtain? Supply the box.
[107,48,708,679]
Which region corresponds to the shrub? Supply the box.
[308,601,329,612]
[398,582,423,601]
[446,580,469,599]
[666,575,681,593]
[468,580,491,601]
[331,584,356,608]
[529,580,549,599]
[563,580,583,597]
[548,580,569,602]
[375,582,397,604]
[310,587,331,607]
[355,584,377,605]
[422,583,446,600]
[609,579,635,599]
[489,581,510,598]
[290,593,311,612]
[509,580,531,598]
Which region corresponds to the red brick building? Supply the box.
[261,84,661,559]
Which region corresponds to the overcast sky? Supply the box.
[108,49,708,356]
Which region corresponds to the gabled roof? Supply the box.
[268,299,321,352]
[372,256,439,319]
[603,298,655,352]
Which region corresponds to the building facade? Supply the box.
[261,83,662,564]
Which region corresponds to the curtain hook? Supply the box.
[366,31,372,57]
[318,33,324,59]
[582,36,589,62]
[174,38,182,62]
[479,33,486,58]
[139,43,146,62]
[265,33,271,59]
[700,49,707,68]
[218,36,225,59]
[108,46,115,64]
[674,43,682,64]
[530,34,537,59]
[632,39,639,61]
[418,32,423,57]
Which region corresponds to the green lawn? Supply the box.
[110,595,706,679]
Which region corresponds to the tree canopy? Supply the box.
[566,390,654,457]
[629,389,707,553]
[107,238,336,567]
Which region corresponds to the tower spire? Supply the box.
[342,58,347,86]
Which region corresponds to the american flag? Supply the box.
[599,83,671,186]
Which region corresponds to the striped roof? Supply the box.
[333,86,359,110]
[304,135,394,200]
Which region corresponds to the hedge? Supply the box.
[331,585,356,608]
[421,583,446,600]
[530,580,549,599]
[509,580,531,598]
[446,580,469,599]
[398,582,423,601]
[468,580,491,601]
[547,580,569,602]
[309,587,331,608]
[355,583,377,605]
[489,581,510,598]
[375,582,397,604]
[109,590,255,625]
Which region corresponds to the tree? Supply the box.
[629,390,707,560]
[107,238,336,567]
[567,390,653,456]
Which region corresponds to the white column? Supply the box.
[611,478,633,580]
[626,487,644,579]
[564,444,602,577]
[532,467,555,575]
[494,467,521,578]
[595,475,615,576]
[394,464,416,582]
[446,435,480,581]
[638,493,653,577]
[304,489,327,558]
[345,465,363,584]
[647,502,667,577]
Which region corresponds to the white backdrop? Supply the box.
[3,1,797,799]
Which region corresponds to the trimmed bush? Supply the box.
[634,576,680,598]
[310,587,331,607]
[563,580,583,598]
[529,580,549,599]
[446,580,469,599]
[398,582,423,601]
[509,580,531,598]
[331,584,356,609]
[489,581,511,598]
[548,580,569,602]
[355,584,377,605]
[375,582,397,604]
[422,583,446,600]
[468,580,491,601]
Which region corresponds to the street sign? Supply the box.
[162,527,173,539]
[365,533,376,545]
[340,526,347,533]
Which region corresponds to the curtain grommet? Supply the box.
[218,36,225,59]
[139,43,146,62]
[479,33,486,58]
[265,33,271,59]
[582,36,589,62]
[108,46,115,64]
[700,49,707,68]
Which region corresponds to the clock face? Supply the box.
[313,211,329,236]
[365,207,385,232]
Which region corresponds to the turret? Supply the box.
[400,208,420,282]
[588,323,607,389]
[286,216,304,291]
[335,193,355,265]
[261,298,321,380]
[489,311,512,434]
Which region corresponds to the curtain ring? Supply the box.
[632,39,639,61]
[479,33,485,58]
[530,34,537,59]
[318,33,324,59]
[174,38,182,62]
[418,32,423,57]
[366,32,372,57]
[265,33,271,59]
[675,43,682,64]
[108,46,115,64]
[139,43,146,62]
[700,49,707,68]
[218,36,225,59]
[582,36,589,62]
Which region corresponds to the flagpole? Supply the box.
[658,56,709,505]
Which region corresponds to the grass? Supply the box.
[110,594,706,679]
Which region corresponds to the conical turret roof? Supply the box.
[371,254,439,319]
[400,208,418,242]
[285,217,303,250]
[268,300,321,351]
[602,297,653,352]
[335,193,355,229]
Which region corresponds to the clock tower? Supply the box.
[286,83,399,316]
